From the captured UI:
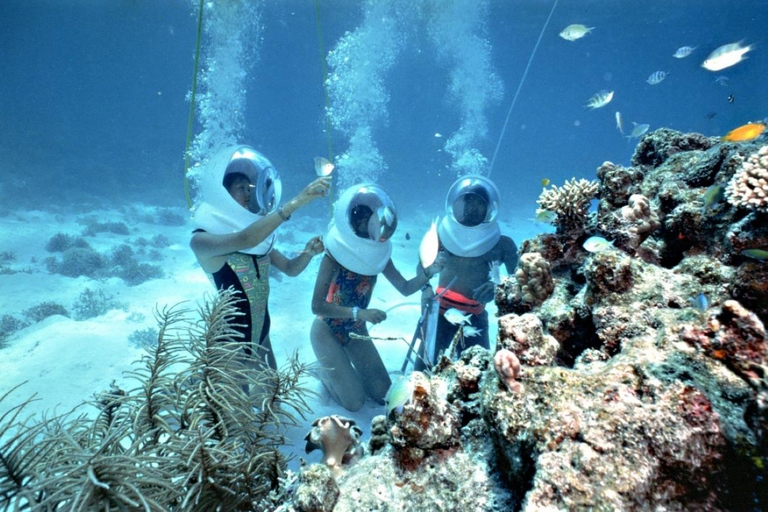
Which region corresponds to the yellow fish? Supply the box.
[722,122,766,142]
[541,178,550,187]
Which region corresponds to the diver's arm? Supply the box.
[499,235,520,274]
[382,259,439,296]
[191,177,330,266]
[270,236,324,277]
[311,255,385,324]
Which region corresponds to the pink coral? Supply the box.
[304,415,364,472]
[494,349,523,393]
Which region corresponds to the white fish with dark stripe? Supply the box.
[585,90,614,110]
[646,71,668,85]
[673,46,697,59]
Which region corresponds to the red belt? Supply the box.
[436,286,485,315]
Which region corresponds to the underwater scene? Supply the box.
[1,0,767,510]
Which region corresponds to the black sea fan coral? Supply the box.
[537,178,600,236]
[0,288,314,511]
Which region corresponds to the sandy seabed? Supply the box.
[0,203,536,469]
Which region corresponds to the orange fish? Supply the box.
[722,122,766,142]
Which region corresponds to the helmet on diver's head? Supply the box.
[445,175,499,227]
[345,184,398,242]
[191,144,282,256]
[223,147,281,215]
[324,183,397,276]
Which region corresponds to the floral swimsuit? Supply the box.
[322,266,376,346]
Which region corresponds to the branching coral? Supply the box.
[515,252,554,306]
[537,178,600,236]
[726,145,768,212]
[0,289,313,511]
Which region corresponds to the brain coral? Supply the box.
[726,145,768,212]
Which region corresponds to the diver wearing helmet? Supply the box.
[190,146,330,374]
[310,184,443,412]
[416,176,518,370]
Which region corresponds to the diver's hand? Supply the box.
[304,236,324,256]
[423,253,446,278]
[359,308,386,324]
[472,282,496,304]
[421,285,435,308]
[291,177,331,210]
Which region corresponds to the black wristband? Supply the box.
[277,206,291,221]
[421,283,433,292]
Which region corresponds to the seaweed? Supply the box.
[0,289,313,511]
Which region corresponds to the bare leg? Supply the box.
[344,332,391,404]
[310,318,366,411]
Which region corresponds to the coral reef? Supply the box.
[514,252,554,306]
[493,349,523,393]
[726,144,768,212]
[284,128,767,511]
[536,178,599,237]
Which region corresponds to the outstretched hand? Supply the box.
[359,308,386,324]
[423,252,446,278]
[295,176,331,207]
[304,236,324,256]
[472,282,496,304]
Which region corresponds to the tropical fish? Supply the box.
[705,112,718,120]
[689,293,709,312]
[583,236,613,253]
[444,308,472,326]
[419,216,440,269]
[714,76,729,86]
[314,156,334,177]
[434,133,443,138]
[559,24,594,41]
[702,42,753,71]
[615,111,624,135]
[646,71,668,85]
[463,326,482,338]
[385,376,414,416]
[701,184,725,212]
[534,209,558,224]
[541,178,550,187]
[585,90,614,110]
[626,122,650,140]
[741,248,768,261]
[722,122,766,142]
[673,46,697,58]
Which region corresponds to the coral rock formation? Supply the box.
[304,415,364,472]
[536,178,599,237]
[726,144,768,212]
[514,252,554,306]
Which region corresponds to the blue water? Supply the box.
[1,0,766,223]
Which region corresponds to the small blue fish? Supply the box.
[647,70,669,85]
[583,236,613,253]
[741,248,768,261]
[689,293,709,312]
